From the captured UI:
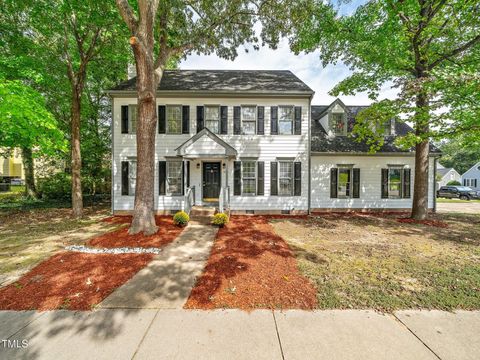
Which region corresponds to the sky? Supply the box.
[180,0,397,106]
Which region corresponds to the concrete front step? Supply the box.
[190,206,216,217]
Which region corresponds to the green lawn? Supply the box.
[271,213,480,311]
[437,197,480,203]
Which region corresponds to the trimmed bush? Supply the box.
[37,173,72,199]
[211,213,229,227]
[173,211,190,226]
[447,180,461,186]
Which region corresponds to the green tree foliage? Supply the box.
[289,0,480,219]
[438,136,480,175]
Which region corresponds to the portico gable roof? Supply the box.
[175,128,237,158]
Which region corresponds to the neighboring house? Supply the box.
[109,70,440,215]
[0,148,24,181]
[461,162,480,190]
[436,165,462,189]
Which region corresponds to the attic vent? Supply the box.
[246,210,255,215]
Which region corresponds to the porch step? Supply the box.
[190,206,216,218]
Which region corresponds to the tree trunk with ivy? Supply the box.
[21,146,37,198]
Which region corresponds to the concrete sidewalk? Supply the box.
[99,223,217,309]
[1,309,479,360]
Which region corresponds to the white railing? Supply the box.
[183,186,195,215]
[218,186,230,214]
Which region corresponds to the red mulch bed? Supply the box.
[0,252,153,311]
[89,215,184,248]
[185,216,317,310]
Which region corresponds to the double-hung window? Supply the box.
[205,106,220,134]
[129,105,138,134]
[242,161,256,195]
[338,166,352,198]
[279,161,293,195]
[279,106,294,135]
[166,105,182,134]
[388,166,403,198]
[128,161,137,195]
[332,112,346,136]
[167,161,182,195]
[241,106,256,135]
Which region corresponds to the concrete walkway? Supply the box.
[99,222,217,309]
[1,309,479,360]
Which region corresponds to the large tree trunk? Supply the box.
[128,39,159,235]
[71,88,83,218]
[411,92,430,220]
[21,146,37,198]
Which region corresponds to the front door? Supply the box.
[203,162,221,201]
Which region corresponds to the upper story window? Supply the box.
[279,106,294,135]
[129,105,137,134]
[167,105,182,134]
[242,106,256,135]
[205,106,220,134]
[331,112,347,136]
[383,119,394,136]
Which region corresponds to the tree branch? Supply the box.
[115,0,138,34]
[428,34,480,70]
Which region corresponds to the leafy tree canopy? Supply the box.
[438,136,480,174]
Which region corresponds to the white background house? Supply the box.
[436,165,462,189]
[462,162,480,190]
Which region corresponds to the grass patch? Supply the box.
[270,213,480,311]
[436,198,480,203]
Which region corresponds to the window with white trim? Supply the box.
[205,106,220,134]
[129,105,137,134]
[242,161,256,195]
[279,106,294,135]
[388,166,403,198]
[332,112,346,136]
[241,106,256,135]
[128,161,137,195]
[465,178,476,187]
[167,161,182,195]
[338,166,352,197]
[279,161,293,195]
[167,105,182,134]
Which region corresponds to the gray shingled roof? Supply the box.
[311,104,441,154]
[111,70,314,94]
[437,168,452,177]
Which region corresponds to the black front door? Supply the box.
[203,162,221,200]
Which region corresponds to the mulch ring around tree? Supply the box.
[185,216,317,310]
[89,215,184,248]
[0,252,153,311]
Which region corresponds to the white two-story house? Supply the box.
[109,70,439,215]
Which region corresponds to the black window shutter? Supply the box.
[257,106,265,135]
[330,168,338,198]
[159,161,166,195]
[403,168,411,198]
[233,106,241,135]
[121,161,129,195]
[196,106,204,133]
[121,106,129,134]
[463,178,466,186]
[186,161,190,188]
[294,162,302,196]
[270,106,278,135]
[294,106,302,135]
[475,179,478,188]
[271,162,278,195]
[234,161,241,195]
[353,168,360,198]
[257,161,265,196]
[182,106,190,134]
[158,105,166,134]
[381,168,389,198]
[220,106,228,134]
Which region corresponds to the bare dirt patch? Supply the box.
[185,216,317,310]
[0,251,153,310]
[271,213,480,311]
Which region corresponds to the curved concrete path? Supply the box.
[99,222,217,309]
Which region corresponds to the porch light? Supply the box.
[222,163,226,169]
[196,162,200,169]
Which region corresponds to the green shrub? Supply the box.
[173,211,189,226]
[447,180,461,186]
[211,213,229,227]
[37,173,72,199]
